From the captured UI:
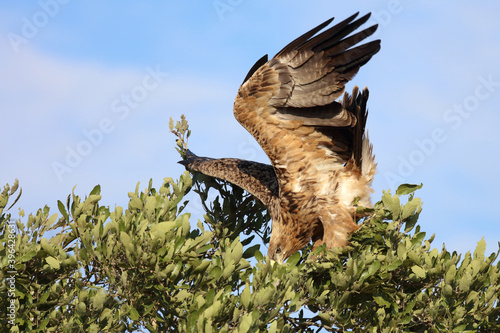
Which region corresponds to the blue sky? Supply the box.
[2,1,500,256]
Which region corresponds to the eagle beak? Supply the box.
[177,159,189,167]
[269,254,284,265]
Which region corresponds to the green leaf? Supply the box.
[129,307,139,321]
[452,324,468,332]
[89,184,101,196]
[39,289,51,303]
[376,308,386,322]
[397,242,408,261]
[128,193,143,210]
[373,294,392,308]
[445,265,457,285]
[192,260,210,274]
[473,237,486,260]
[76,302,86,315]
[443,284,453,297]
[57,200,69,220]
[92,290,106,310]
[208,266,222,280]
[242,244,260,259]
[411,265,426,279]
[144,196,157,218]
[240,286,251,308]
[401,198,422,220]
[255,250,264,263]
[114,206,123,220]
[19,250,37,263]
[120,232,134,253]
[222,264,236,279]
[254,286,274,307]
[458,272,473,292]
[46,213,58,228]
[45,256,60,270]
[238,313,253,333]
[318,312,332,325]
[228,241,243,265]
[150,221,179,239]
[367,260,381,277]
[286,252,301,266]
[396,183,423,195]
[100,308,113,323]
[241,235,255,246]
[387,259,402,271]
[404,213,419,233]
[84,195,101,205]
[169,117,174,131]
[268,321,278,333]
[382,191,401,218]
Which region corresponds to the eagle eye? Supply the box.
[275,247,282,254]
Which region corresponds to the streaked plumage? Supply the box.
[180,13,380,263]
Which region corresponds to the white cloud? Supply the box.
[0,30,237,217]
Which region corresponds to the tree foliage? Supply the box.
[1,118,499,332]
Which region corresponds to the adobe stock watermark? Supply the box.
[7,0,71,54]
[384,74,499,188]
[213,0,244,21]
[51,65,168,182]
[5,219,18,326]
[369,0,415,35]
[237,139,261,161]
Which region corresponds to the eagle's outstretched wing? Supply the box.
[234,12,379,190]
[179,150,278,207]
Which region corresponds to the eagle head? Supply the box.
[268,240,288,264]
[267,222,310,264]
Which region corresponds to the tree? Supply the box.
[1,117,499,332]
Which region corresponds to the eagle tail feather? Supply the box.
[343,86,377,183]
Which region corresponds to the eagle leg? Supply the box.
[313,208,359,252]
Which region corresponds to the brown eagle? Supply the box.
[180,13,380,263]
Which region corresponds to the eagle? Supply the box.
[179,13,380,263]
